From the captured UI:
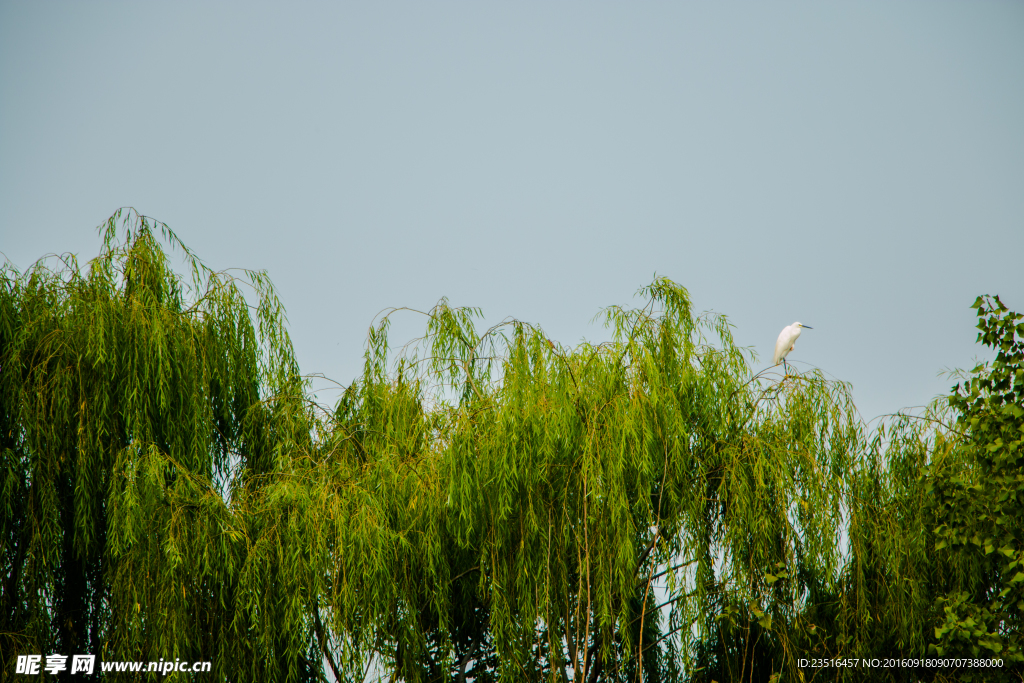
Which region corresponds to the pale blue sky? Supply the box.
[2,1,1022,422]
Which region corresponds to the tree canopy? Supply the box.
[2,212,1021,682]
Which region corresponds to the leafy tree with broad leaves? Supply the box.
[925,295,1024,676]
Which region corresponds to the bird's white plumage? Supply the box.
[774,322,806,366]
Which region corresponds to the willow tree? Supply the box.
[0,209,313,680]
[288,279,861,682]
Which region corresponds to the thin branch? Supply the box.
[312,599,344,683]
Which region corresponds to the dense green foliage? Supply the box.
[1,212,1021,681]
[321,280,856,683]
[927,295,1024,669]
[0,210,310,680]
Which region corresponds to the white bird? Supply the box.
[774,322,812,374]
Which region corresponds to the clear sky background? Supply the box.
[2,1,1022,423]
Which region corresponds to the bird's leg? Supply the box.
[782,359,789,376]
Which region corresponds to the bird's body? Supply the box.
[774,322,811,371]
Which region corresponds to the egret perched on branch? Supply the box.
[774,322,812,374]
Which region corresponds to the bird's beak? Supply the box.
[801,325,813,329]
